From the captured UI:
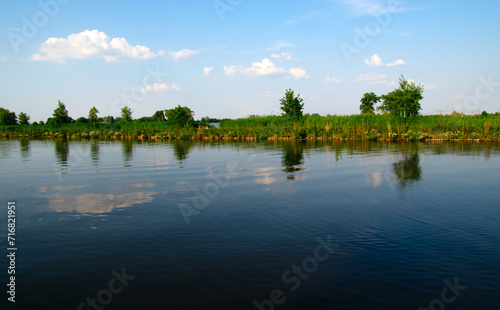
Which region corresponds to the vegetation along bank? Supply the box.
[1,77,499,141]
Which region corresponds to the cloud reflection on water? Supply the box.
[39,183,164,215]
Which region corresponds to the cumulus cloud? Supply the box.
[203,66,214,76]
[365,54,406,67]
[271,52,294,61]
[0,56,8,61]
[140,83,182,93]
[224,58,308,79]
[365,54,384,66]
[325,76,342,83]
[30,29,165,63]
[169,49,200,61]
[386,59,406,67]
[289,67,309,79]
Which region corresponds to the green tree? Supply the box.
[0,108,17,125]
[18,112,30,125]
[121,106,133,122]
[89,106,100,124]
[165,105,194,123]
[76,117,89,123]
[360,92,380,114]
[378,76,424,117]
[102,115,115,124]
[53,100,71,124]
[152,110,166,122]
[280,88,304,118]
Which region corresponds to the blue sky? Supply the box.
[1,0,499,122]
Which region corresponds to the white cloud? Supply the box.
[30,29,164,63]
[365,54,406,67]
[203,66,214,76]
[364,54,384,66]
[224,58,308,79]
[289,67,309,79]
[140,83,182,93]
[325,76,342,83]
[386,59,406,67]
[223,65,240,76]
[271,52,294,61]
[168,49,200,61]
[243,58,287,75]
[0,56,8,61]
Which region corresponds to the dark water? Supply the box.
[0,139,499,310]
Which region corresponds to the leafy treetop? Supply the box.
[280,89,304,119]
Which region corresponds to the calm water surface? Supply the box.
[0,139,499,309]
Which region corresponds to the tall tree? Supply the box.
[88,106,100,124]
[0,108,17,125]
[378,76,424,117]
[165,106,194,123]
[53,100,70,123]
[18,112,30,125]
[280,89,304,118]
[152,110,166,122]
[360,92,380,114]
[121,106,133,122]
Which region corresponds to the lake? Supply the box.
[1,139,499,309]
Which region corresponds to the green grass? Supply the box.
[1,115,499,141]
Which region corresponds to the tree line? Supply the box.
[0,101,197,126]
[6,75,495,127]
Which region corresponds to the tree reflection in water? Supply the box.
[19,138,30,160]
[122,139,134,167]
[281,141,304,180]
[90,139,99,166]
[392,149,422,188]
[172,140,194,164]
[55,138,69,163]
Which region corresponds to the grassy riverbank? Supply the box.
[1,115,499,141]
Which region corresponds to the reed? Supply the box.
[1,115,499,141]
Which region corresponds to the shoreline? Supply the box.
[1,134,496,143]
[1,114,499,142]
